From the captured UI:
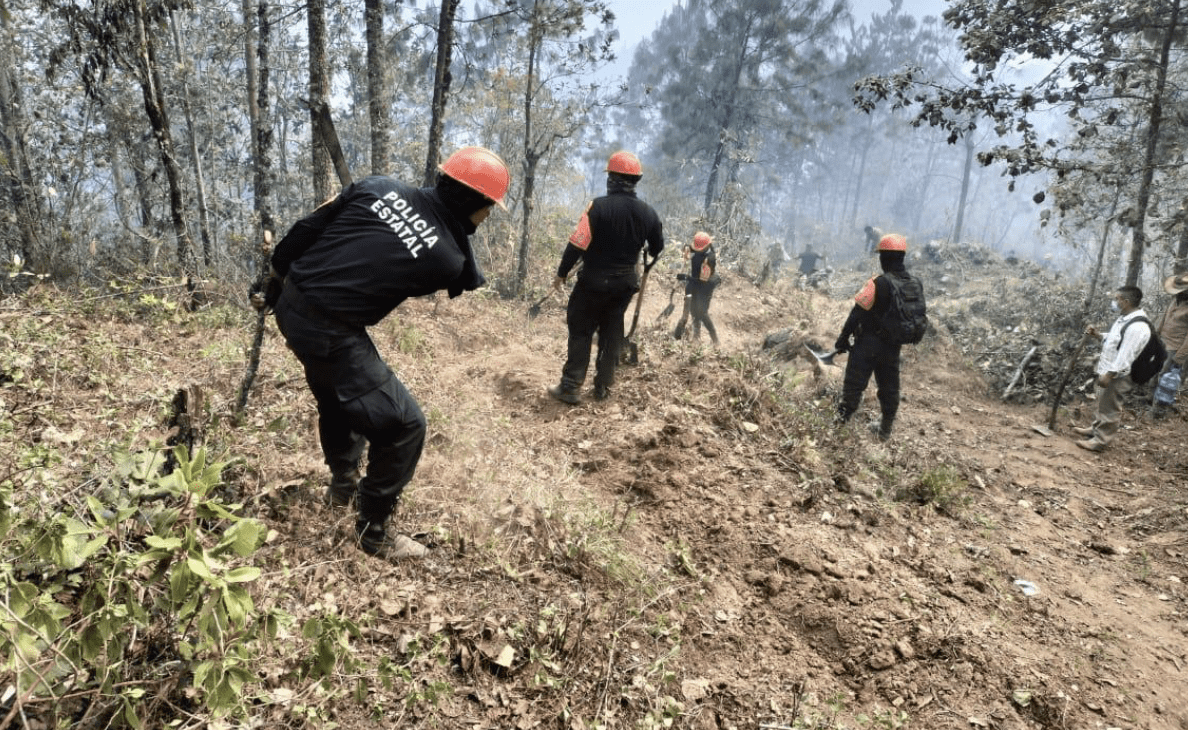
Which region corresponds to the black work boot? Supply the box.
[355,520,428,559]
[325,467,360,508]
[547,383,581,405]
[869,417,893,441]
[593,384,610,401]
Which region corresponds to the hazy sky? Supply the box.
[604,0,949,71]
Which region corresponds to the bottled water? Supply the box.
[1154,366,1181,406]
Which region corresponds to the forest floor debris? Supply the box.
[1,264,1186,729]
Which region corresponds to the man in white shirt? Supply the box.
[1073,285,1151,452]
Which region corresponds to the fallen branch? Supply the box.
[1002,345,1038,401]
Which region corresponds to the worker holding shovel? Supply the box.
[672,231,720,346]
[547,150,665,404]
[252,146,510,560]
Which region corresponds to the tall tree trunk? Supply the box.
[910,138,940,234]
[1173,196,1188,275]
[514,17,544,299]
[704,110,735,216]
[248,0,274,236]
[0,2,46,272]
[702,16,754,216]
[365,0,392,176]
[423,0,461,185]
[951,131,975,245]
[132,0,198,277]
[1085,192,1122,325]
[1125,0,1179,287]
[237,0,276,416]
[129,132,159,260]
[169,11,214,267]
[848,117,874,229]
[307,0,334,202]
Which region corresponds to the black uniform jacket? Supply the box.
[557,187,664,284]
[686,246,717,293]
[838,269,899,345]
[271,176,484,400]
[272,176,484,328]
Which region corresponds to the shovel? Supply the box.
[527,289,554,319]
[805,343,839,366]
[622,258,657,365]
[657,283,678,321]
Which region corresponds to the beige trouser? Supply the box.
[1088,375,1133,448]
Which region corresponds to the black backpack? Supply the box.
[1118,316,1167,385]
[876,271,928,345]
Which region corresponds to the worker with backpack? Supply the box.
[1073,285,1161,453]
[833,233,928,441]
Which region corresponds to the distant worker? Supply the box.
[1073,285,1151,452]
[548,150,665,404]
[767,241,786,276]
[1148,273,1188,419]
[673,231,720,345]
[833,233,928,440]
[864,225,883,255]
[255,146,511,560]
[797,244,824,276]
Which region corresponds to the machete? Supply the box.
[308,99,353,187]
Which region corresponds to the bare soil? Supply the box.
[3,262,1187,729]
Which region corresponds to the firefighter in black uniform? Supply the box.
[254,146,511,559]
[833,233,910,440]
[547,151,665,404]
[672,231,719,345]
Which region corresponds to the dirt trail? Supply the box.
[349,269,1188,729]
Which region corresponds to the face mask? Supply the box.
[1110,300,1120,313]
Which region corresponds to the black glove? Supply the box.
[676,273,689,281]
[250,273,283,313]
[833,335,851,354]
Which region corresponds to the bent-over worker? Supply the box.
[256,146,511,559]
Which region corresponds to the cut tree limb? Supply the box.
[1047,332,1093,430]
[235,230,273,418]
[1002,345,1038,401]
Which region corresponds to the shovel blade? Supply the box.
[805,344,838,366]
[527,293,551,319]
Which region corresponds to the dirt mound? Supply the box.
[2,269,1187,729]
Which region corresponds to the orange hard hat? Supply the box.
[691,231,712,251]
[439,146,510,210]
[605,150,643,176]
[877,233,907,252]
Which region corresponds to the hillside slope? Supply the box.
[2,264,1186,729]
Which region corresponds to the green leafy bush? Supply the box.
[0,445,274,726]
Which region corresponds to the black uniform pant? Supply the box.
[838,332,901,424]
[275,292,426,527]
[561,269,637,391]
[674,283,717,343]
